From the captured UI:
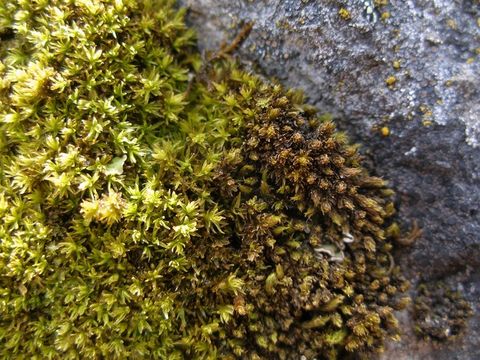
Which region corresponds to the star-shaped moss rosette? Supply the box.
[0,1,408,358]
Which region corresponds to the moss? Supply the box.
[413,282,473,341]
[0,0,409,359]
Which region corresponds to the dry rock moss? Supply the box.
[413,282,473,342]
[0,0,408,358]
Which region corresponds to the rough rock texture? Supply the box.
[178,0,480,358]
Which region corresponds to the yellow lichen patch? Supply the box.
[385,75,397,87]
[339,8,351,21]
[446,18,457,30]
[374,0,389,7]
[420,104,433,117]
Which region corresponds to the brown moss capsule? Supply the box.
[378,293,389,304]
[306,174,317,184]
[268,156,278,166]
[320,295,345,312]
[319,154,330,165]
[309,139,322,150]
[275,96,289,107]
[311,191,321,206]
[282,125,293,133]
[247,136,259,148]
[332,155,345,167]
[394,296,410,310]
[259,124,278,139]
[249,152,259,161]
[292,132,304,143]
[295,154,310,167]
[278,149,291,161]
[267,108,281,120]
[319,120,335,133]
[369,280,381,291]
[319,179,330,190]
[363,236,376,252]
[361,176,386,188]
[341,167,362,178]
[322,167,335,176]
[336,181,347,193]
[324,138,336,150]
[320,200,332,214]
[340,198,355,210]
[386,285,397,295]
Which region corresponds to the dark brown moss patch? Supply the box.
[413,282,473,341]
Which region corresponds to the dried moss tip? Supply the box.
[0,0,409,359]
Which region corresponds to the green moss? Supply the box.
[0,0,409,358]
[413,282,473,341]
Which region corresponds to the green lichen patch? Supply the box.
[0,0,408,359]
[413,282,473,342]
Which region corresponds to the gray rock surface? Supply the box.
[179,0,480,358]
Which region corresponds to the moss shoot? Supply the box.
[0,0,409,359]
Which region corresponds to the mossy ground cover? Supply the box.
[0,1,409,358]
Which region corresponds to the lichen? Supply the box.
[385,76,397,87]
[338,8,351,21]
[0,0,409,358]
[380,126,390,137]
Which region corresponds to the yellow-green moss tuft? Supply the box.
[0,1,409,358]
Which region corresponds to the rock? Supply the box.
[178,0,480,358]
